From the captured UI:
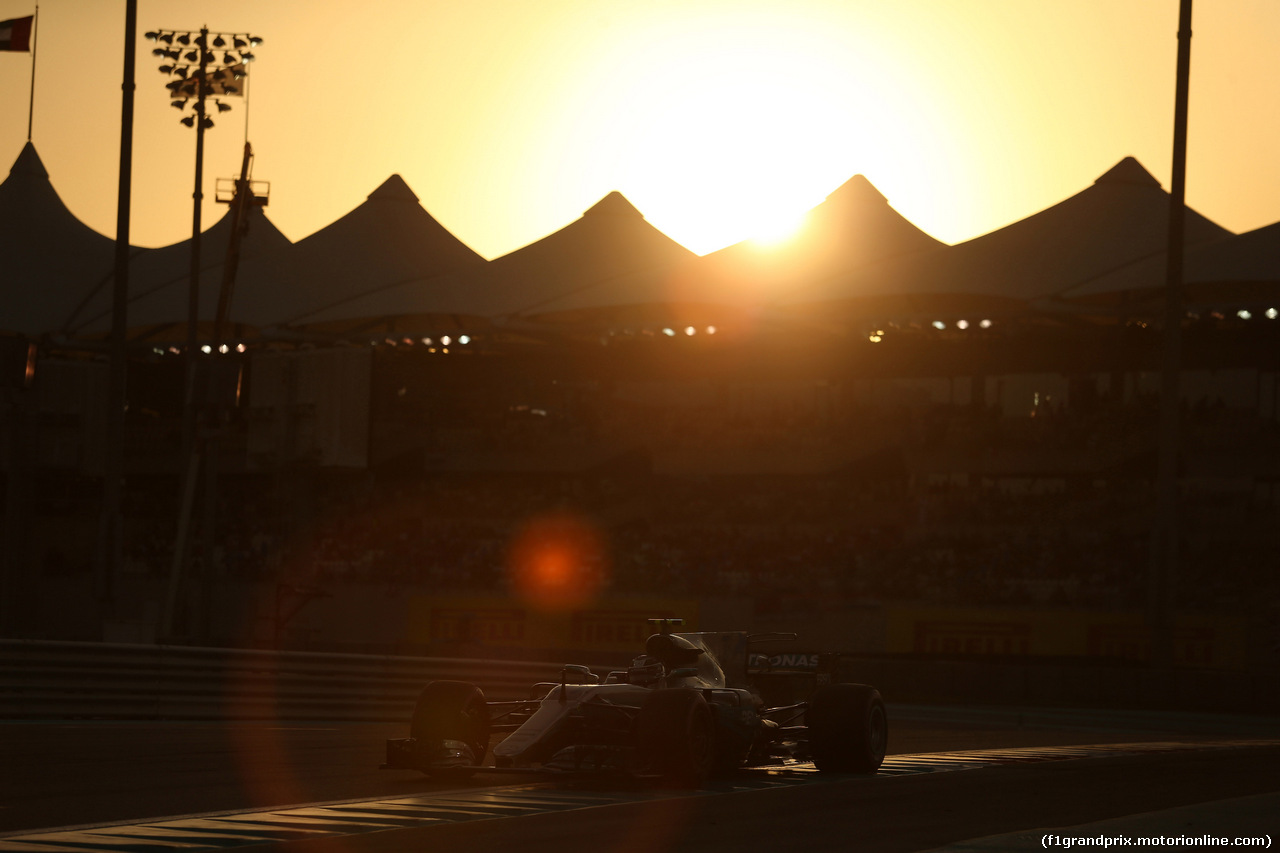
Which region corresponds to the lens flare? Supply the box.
[507,512,607,612]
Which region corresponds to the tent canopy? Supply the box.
[285,174,487,325]
[64,205,299,342]
[66,172,493,343]
[475,191,696,318]
[816,157,1233,305]
[1059,218,1280,309]
[696,173,946,306]
[0,143,119,337]
[520,174,946,329]
[9,142,1264,344]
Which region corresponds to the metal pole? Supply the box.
[162,447,201,638]
[172,27,211,640]
[26,3,38,141]
[98,0,136,610]
[182,27,209,463]
[1151,0,1193,669]
[197,143,255,643]
[213,142,254,349]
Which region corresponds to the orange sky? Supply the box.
[1,1,1278,258]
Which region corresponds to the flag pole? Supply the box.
[26,3,37,140]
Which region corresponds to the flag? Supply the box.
[0,15,33,52]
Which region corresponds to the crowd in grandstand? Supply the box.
[29,391,1265,621]
[105,467,1274,620]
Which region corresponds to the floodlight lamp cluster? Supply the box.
[145,28,262,127]
[929,318,993,332]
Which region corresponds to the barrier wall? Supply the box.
[0,639,567,721]
[833,656,1280,715]
[4,639,1277,721]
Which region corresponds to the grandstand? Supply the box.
[1,142,1276,667]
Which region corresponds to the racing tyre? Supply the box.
[409,680,490,779]
[635,688,715,788]
[807,683,887,773]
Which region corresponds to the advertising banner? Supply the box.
[886,606,1249,669]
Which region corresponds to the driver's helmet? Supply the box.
[627,655,665,687]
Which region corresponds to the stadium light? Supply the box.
[147,23,261,458]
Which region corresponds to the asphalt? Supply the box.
[926,791,1280,851]
[3,712,1276,851]
[229,744,1280,853]
[5,716,1213,835]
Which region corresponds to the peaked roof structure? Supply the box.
[689,174,946,306]
[284,174,486,328]
[474,191,696,318]
[64,206,299,342]
[810,157,1233,305]
[1060,217,1280,307]
[520,174,944,326]
[0,143,119,337]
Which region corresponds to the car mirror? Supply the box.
[560,664,599,684]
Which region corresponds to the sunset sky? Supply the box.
[1,1,1278,259]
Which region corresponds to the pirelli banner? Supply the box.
[886,606,1250,670]
[406,597,699,655]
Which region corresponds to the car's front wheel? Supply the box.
[409,680,490,779]
[635,688,715,788]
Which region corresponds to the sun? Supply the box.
[749,210,809,247]
[539,10,948,255]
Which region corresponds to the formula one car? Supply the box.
[382,619,887,787]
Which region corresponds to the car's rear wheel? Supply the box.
[635,688,714,788]
[807,683,887,773]
[409,680,490,779]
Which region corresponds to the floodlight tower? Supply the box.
[144,25,261,640]
[144,25,260,459]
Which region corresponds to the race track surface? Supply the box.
[1,711,1277,852]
